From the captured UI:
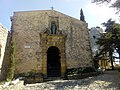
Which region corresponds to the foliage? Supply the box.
[93,57,100,69]
[80,9,85,22]
[66,67,96,75]
[92,0,112,4]
[15,72,43,79]
[102,19,115,32]
[14,72,43,84]
[66,67,84,75]
[96,19,120,70]
[92,0,120,13]
[114,65,120,72]
[6,41,15,81]
[98,19,120,58]
[81,67,96,73]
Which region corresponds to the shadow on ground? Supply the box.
[44,71,120,90]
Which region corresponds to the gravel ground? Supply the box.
[20,71,120,90]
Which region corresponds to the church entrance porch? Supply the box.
[41,34,66,78]
[47,46,61,77]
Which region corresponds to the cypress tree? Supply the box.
[80,9,85,22]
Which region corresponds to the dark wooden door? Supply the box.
[47,46,61,77]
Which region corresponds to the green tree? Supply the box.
[97,31,114,69]
[97,19,120,69]
[102,19,115,32]
[92,0,120,13]
[80,9,85,22]
[6,41,15,81]
[103,19,120,59]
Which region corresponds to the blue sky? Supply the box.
[0,0,119,30]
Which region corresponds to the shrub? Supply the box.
[81,67,96,73]
[66,67,84,75]
[65,67,97,76]
[6,41,15,81]
[23,72,43,84]
[114,65,120,72]
[15,72,43,79]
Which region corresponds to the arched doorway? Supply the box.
[47,46,61,77]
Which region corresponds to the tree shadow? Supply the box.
[45,71,120,90]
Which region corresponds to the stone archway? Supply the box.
[41,34,66,78]
[47,46,61,77]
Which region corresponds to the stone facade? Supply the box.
[11,10,93,77]
[0,24,8,70]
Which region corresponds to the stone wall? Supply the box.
[12,10,93,74]
[0,24,8,70]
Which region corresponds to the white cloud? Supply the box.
[84,2,119,28]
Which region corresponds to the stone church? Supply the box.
[11,10,93,78]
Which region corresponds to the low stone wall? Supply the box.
[24,76,43,84]
[14,72,44,84]
[67,72,101,80]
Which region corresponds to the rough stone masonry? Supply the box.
[11,10,93,78]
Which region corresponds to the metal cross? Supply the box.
[51,6,54,10]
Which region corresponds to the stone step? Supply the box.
[44,77,62,81]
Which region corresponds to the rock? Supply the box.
[11,78,19,85]
[3,82,10,88]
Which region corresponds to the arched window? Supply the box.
[51,21,57,34]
